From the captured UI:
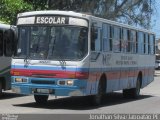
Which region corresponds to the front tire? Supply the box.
[92,78,106,106]
[34,95,49,104]
[92,83,103,105]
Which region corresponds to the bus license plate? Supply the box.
[36,89,49,94]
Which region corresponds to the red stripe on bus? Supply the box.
[11,68,154,80]
[11,69,89,79]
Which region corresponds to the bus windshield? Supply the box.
[15,26,88,61]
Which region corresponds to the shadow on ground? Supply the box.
[13,92,153,110]
[0,91,26,100]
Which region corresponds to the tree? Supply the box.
[0,0,156,29]
[0,0,33,24]
[24,0,48,10]
[48,0,155,29]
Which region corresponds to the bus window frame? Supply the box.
[113,25,121,53]
[91,23,102,52]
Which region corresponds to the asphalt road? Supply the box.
[0,71,160,115]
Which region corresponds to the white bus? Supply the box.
[0,23,14,96]
[9,11,155,105]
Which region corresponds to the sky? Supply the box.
[152,0,160,40]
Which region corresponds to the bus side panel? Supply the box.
[147,55,155,85]
[119,69,128,90]
[140,55,155,88]
[141,67,154,88]
[87,71,98,95]
[148,68,154,84]
[106,70,120,92]
[87,67,103,95]
[127,68,135,89]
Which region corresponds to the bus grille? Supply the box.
[31,80,55,85]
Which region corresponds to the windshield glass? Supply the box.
[16,26,88,60]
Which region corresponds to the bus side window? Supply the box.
[154,35,156,54]
[113,26,121,52]
[119,27,122,52]
[138,32,144,54]
[109,25,113,51]
[0,30,3,56]
[130,30,136,53]
[145,33,149,54]
[102,24,109,51]
[149,34,155,55]
[148,34,150,54]
[136,32,138,53]
[122,28,127,53]
[127,30,131,52]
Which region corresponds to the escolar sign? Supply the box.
[35,16,69,24]
[17,16,88,27]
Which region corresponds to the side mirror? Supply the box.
[4,29,15,57]
[0,30,3,56]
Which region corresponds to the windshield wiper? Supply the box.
[24,54,30,67]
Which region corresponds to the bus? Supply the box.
[9,11,155,105]
[0,23,14,96]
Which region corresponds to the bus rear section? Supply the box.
[0,24,15,96]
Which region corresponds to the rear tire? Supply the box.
[123,76,141,99]
[34,95,49,104]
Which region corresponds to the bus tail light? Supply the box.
[11,70,20,76]
[11,69,32,76]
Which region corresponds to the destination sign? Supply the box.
[17,16,88,27]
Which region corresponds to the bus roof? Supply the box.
[17,10,90,20]
[17,10,155,35]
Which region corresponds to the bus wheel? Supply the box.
[123,76,141,99]
[0,81,2,97]
[92,80,105,106]
[34,95,49,104]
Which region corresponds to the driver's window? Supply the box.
[91,23,101,51]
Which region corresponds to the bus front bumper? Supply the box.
[11,75,88,96]
[12,84,85,96]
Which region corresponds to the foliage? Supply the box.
[0,0,156,29]
[48,0,155,29]
[0,0,33,24]
[24,0,48,10]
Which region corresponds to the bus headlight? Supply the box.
[15,78,28,83]
[58,80,65,85]
[58,80,74,86]
[67,80,74,86]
